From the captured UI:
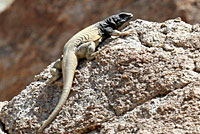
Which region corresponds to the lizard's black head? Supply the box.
[106,12,133,29]
[98,12,133,36]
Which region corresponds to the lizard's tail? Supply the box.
[38,51,78,133]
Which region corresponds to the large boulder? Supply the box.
[0,19,199,133]
[0,0,200,101]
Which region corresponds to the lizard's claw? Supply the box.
[119,30,135,37]
[93,45,110,57]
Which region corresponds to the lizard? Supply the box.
[38,12,133,132]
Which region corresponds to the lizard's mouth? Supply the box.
[125,13,133,20]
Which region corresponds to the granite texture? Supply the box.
[0,19,200,133]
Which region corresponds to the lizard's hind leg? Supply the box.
[47,58,62,84]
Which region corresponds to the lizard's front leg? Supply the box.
[111,29,134,37]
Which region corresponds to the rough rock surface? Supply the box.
[0,102,7,134]
[1,0,200,101]
[0,19,200,134]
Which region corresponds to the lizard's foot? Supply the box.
[46,68,61,84]
[111,30,134,37]
[46,57,62,84]
[119,30,135,36]
[90,45,110,58]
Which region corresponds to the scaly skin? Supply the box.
[38,12,133,133]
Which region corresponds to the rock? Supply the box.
[0,19,199,134]
[0,102,7,134]
[0,0,200,101]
